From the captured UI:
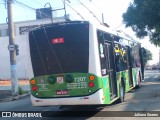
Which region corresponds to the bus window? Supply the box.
[114,44,128,72]
[29,22,89,76]
[131,45,141,68]
[104,33,113,42]
[97,30,108,76]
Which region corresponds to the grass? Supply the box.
[18,87,29,95]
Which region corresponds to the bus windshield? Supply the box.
[29,22,89,77]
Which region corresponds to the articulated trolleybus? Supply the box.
[29,21,144,106]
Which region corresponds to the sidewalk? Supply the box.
[0,80,30,102]
[0,90,30,102]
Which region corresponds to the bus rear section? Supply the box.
[29,21,104,106]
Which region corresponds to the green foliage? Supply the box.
[142,48,152,66]
[123,0,160,46]
[18,87,28,95]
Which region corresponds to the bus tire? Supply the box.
[118,81,125,103]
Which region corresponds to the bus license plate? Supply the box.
[56,90,68,95]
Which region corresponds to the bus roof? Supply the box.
[29,20,141,46]
[90,21,141,45]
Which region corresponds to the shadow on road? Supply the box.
[122,70,160,111]
[40,105,104,118]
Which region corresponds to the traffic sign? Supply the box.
[8,44,15,51]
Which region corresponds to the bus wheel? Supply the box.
[118,82,125,103]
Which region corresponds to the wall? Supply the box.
[0,17,67,80]
[0,34,33,80]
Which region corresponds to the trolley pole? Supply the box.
[7,0,19,96]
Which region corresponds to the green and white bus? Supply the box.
[29,21,144,106]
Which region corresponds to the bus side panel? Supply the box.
[88,23,101,77]
[116,72,121,98]
[132,67,141,87]
[116,72,130,101]
[116,71,130,94]
[135,67,142,85]
[121,71,129,92]
[102,75,111,104]
[132,68,137,87]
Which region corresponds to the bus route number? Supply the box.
[74,77,86,82]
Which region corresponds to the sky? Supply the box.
[0,0,159,65]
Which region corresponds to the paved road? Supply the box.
[0,70,160,120]
[102,70,160,111]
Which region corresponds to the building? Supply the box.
[0,16,68,80]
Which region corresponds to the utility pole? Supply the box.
[7,0,19,96]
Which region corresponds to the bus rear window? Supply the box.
[29,22,89,77]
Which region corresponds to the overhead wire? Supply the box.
[14,0,64,73]
[60,0,86,20]
[13,2,44,33]
[88,0,127,29]
[10,0,107,73]
[15,0,86,21]
[38,3,64,73]
[12,1,52,73]
[31,31,48,75]
[87,0,104,13]
[42,27,64,73]
[14,0,55,34]
[76,0,103,24]
[66,0,89,6]
[18,0,64,73]
[112,23,124,31]
[86,0,112,26]
[31,0,45,7]
[14,0,53,19]
[0,0,6,8]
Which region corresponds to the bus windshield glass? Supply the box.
[29,22,89,77]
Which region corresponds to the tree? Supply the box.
[122,0,160,46]
[142,48,152,66]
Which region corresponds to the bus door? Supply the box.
[104,42,117,99]
[126,46,133,87]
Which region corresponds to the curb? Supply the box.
[0,93,30,102]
